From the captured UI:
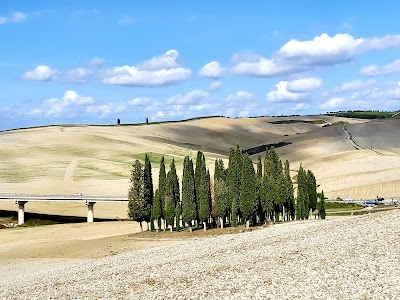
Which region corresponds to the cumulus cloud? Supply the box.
[199,61,225,78]
[292,103,310,111]
[319,97,345,110]
[266,78,321,102]
[167,89,209,105]
[226,91,254,102]
[86,103,112,118]
[208,81,222,91]
[360,59,400,76]
[138,50,180,70]
[22,65,57,81]
[232,33,400,78]
[128,97,152,106]
[31,90,95,117]
[286,77,323,93]
[102,50,191,87]
[334,79,376,92]
[0,11,27,24]
[65,68,92,84]
[88,57,105,66]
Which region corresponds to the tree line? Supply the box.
[128,146,325,232]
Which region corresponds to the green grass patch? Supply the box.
[22,218,59,227]
[327,110,397,119]
[131,152,184,167]
[325,202,364,210]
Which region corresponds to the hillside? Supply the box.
[0,115,399,218]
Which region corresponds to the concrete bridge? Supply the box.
[0,193,128,225]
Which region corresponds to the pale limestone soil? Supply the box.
[1,210,399,299]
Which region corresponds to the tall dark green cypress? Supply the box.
[182,156,196,232]
[228,145,242,226]
[164,170,175,230]
[307,170,317,213]
[128,160,150,231]
[319,191,326,219]
[239,154,257,229]
[198,154,210,230]
[175,201,181,232]
[284,160,295,221]
[143,154,153,228]
[261,174,274,222]
[152,188,162,230]
[257,155,263,179]
[214,159,228,228]
[158,156,167,223]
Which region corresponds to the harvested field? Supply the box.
[1,210,399,299]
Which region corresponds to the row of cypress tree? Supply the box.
[128,146,324,232]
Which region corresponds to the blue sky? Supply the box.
[1,1,400,130]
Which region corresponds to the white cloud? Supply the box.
[167,89,209,105]
[226,91,254,102]
[86,103,112,118]
[115,105,126,113]
[232,33,400,78]
[319,97,345,110]
[199,61,224,78]
[102,66,191,87]
[360,59,400,76]
[65,68,92,83]
[88,57,105,66]
[11,12,27,22]
[208,81,222,91]
[128,97,152,106]
[266,81,307,102]
[286,77,323,93]
[102,50,191,87]
[22,65,57,81]
[232,57,301,77]
[292,103,310,111]
[0,11,27,24]
[138,49,180,70]
[335,79,376,92]
[31,90,95,117]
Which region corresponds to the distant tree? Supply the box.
[146,117,149,124]
[182,156,197,232]
[128,160,150,231]
[143,154,153,228]
[117,118,121,125]
[239,154,257,229]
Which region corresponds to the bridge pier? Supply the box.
[86,201,96,222]
[15,200,28,225]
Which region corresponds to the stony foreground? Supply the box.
[2,211,400,299]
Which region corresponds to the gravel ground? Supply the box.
[1,210,400,299]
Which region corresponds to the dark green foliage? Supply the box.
[197,153,210,223]
[296,164,310,220]
[239,154,257,222]
[175,201,181,231]
[152,189,162,229]
[182,156,197,225]
[128,160,151,229]
[214,159,227,182]
[164,159,179,228]
[158,157,167,218]
[284,160,295,220]
[318,191,326,219]
[214,178,228,220]
[143,154,153,222]
[164,172,175,227]
[260,175,274,220]
[306,170,317,212]
[228,145,242,226]
[117,118,120,125]
[257,155,262,179]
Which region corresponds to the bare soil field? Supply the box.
[0,115,399,219]
[1,210,399,299]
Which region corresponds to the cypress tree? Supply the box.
[164,170,175,231]
[128,160,150,231]
[239,154,257,229]
[257,155,263,179]
[261,175,275,223]
[175,201,181,232]
[143,154,153,229]
[198,154,210,230]
[284,160,295,221]
[319,191,326,219]
[182,156,196,232]
[170,159,180,207]
[158,156,167,227]
[228,145,242,226]
[307,170,317,213]
[152,189,162,231]
[214,159,228,228]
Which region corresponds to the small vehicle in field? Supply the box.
[73,192,83,196]
[363,200,374,205]
[376,196,384,201]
